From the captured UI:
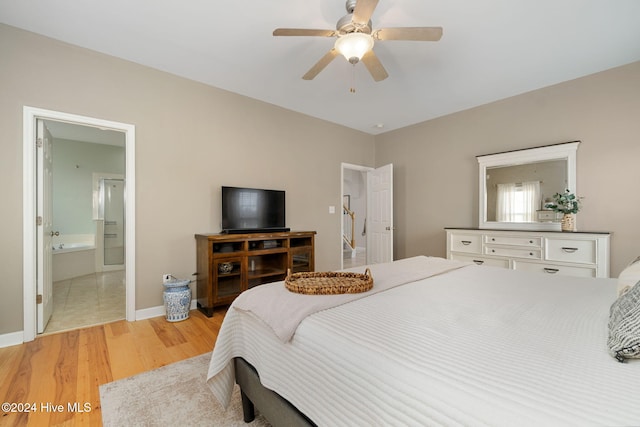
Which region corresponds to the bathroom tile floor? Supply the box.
[44,270,125,335]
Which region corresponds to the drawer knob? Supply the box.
[544,268,559,274]
[473,260,484,265]
[461,240,472,245]
[491,249,496,253]
[529,240,533,244]
[491,238,495,241]
[529,252,533,256]
[561,247,578,253]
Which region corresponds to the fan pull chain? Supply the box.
[349,64,356,93]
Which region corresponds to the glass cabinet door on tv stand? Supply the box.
[213,257,244,300]
[289,234,315,273]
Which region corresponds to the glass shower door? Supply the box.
[101,179,125,266]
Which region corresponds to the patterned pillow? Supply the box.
[608,279,640,362]
[617,256,640,296]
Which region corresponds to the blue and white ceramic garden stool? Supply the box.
[163,279,191,322]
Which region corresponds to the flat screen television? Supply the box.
[221,186,288,233]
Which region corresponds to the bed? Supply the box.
[207,256,640,426]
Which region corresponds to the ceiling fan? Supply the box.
[273,0,443,82]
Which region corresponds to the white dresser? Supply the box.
[445,228,611,278]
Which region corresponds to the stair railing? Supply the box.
[343,204,356,250]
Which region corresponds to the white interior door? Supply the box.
[37,119,54,333]
[367,163,393,264]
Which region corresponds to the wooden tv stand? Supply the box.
[194,231,316,317]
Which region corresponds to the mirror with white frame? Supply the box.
[477,141,580,231]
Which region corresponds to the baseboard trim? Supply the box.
[1,301,200,347]
[135,305,165,321]
[135,300,199,321]
[0,331,24,349]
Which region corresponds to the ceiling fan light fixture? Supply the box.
[334,32,374,64]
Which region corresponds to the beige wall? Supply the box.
[0,24,374,335]
[375,61,640,277]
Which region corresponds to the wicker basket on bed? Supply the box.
[284,268,373,295]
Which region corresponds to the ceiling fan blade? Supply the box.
[374,27,443,41]
[361,50,388,82]
[302,49,339,80]
[273,28,337,37]
[352,0,379,25]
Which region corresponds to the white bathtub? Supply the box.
[52,235,96,282]
[52,242,95,253]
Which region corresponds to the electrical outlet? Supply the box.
[162,274,172,283]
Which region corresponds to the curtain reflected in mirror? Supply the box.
[496,181,540,222]
[486,160,566,223]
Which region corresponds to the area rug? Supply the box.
[99,353,270,426]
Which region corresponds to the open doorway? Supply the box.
[341,162,394,270]
[342,164,370,269]
[44,120,126,334]
[23,107,136,342]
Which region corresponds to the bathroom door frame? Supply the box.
[22,106,136,342]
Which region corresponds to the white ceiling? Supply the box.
[43,120,125,147]
[2,0,640,135]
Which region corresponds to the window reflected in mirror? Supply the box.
[486,160,567,223]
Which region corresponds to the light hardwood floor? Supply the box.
[0,308,227,426]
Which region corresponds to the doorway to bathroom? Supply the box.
[22,107,136,342]
[45,121,125,334]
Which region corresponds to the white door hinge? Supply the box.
[36,138,43,148]
[36,216,43,226]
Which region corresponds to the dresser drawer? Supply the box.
[485,246,541,260]
[513,260,596,278]
[450,234,482,254]
[451,253,510,268]
[484,235,542,248]
[545,238,596,265]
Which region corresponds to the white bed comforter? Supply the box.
[207,256,640,426]
[233,256,468,342]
